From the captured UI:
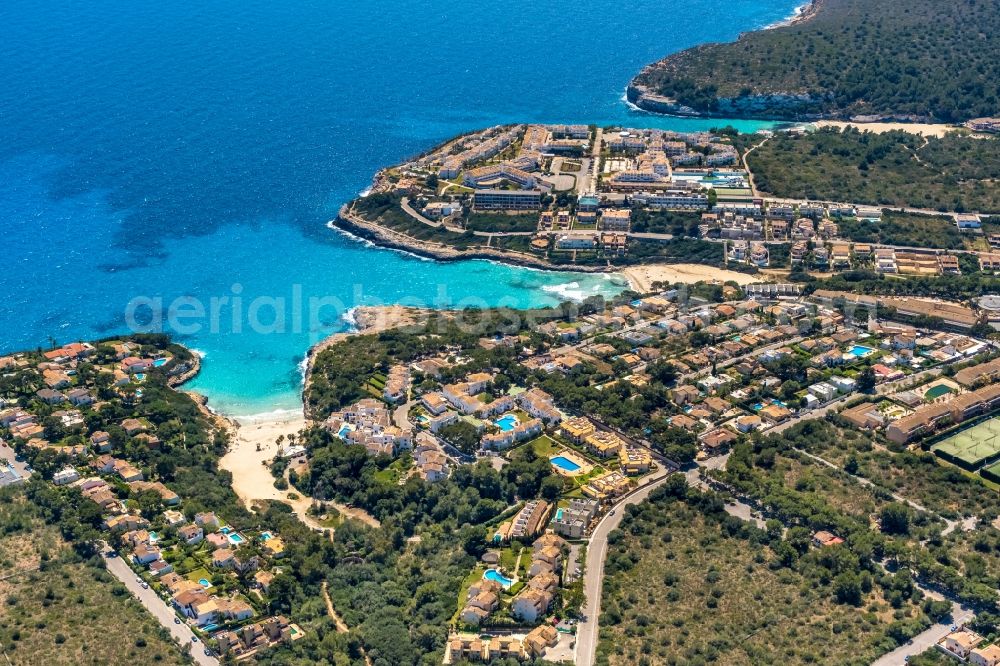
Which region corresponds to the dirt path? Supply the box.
[321,582,373,666]
[321,581,350,632]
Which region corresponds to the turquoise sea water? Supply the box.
[0,0,798,416]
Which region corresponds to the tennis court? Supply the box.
[933,417,1000,470]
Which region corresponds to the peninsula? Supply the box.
[627,0,1000,122]
[334,122,1000,283]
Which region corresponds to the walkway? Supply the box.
[321,581,373,666]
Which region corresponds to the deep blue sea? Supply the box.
[0,0,797,416]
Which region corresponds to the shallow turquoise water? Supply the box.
[0,0,798,416]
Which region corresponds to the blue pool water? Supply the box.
[551,456,582,473]
[555,508,564,521]
[148,531,159,542]
[153,358,168,367]
[484,569,515,590]
[0,0,797,417]
[849,345,876,358]
[495,415,519,432]
[219,526,232,535]
[260,531,273,541]
[337,424,353,439]
[199,578,212,588]
[228,533,245,544]
[134,373,146,381]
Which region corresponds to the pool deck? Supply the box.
[549,449,592,477]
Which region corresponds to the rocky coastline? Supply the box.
[626,0,942,124]
[330,204,614,275]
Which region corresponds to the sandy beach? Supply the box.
[210,307,424,528]
[621,263,763,293]
[220,412,306,507]
[217,305,423,510]
[813,120,958,138]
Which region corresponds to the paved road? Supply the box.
[0,443,31,480]
[871,599,973,666]
[575,462,767,666]
[574,470,672,666]
[100,546,218,666]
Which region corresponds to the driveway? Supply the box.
[100,546,219,666]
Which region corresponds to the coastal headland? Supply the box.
[627,0,1000,124]
[329,122,780,281]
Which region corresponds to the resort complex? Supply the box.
[3,0,1000,664]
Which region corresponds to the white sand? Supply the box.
[813,120,958,138]
[621,263,763,293]
[219,413,381,528]
[221,413,306,506]
[213,305,419,529]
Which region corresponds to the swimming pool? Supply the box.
[153,358,168,367]
[495,415,518,432]
[260,531,273,541]
[483,569,515,589]
[134,373,146,381]
[550,455,581,473]
[228,533,245,544]
[198,578,212,588]
[148,531,159,542]
[219,526,232,534]
[555,508,564,521]
[337,423,353,439]
[925,384,955,400]
[849,345,876,358]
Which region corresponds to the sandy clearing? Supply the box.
[813,120,959,138]
[621,263,764,293]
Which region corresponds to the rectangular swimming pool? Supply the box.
[550,455,581,473]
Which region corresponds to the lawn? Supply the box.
[528,435,561,458]
[185,567,212,585]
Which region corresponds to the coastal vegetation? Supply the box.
[596,478,936,665]
[0,487,190,664]
[631,0,1000,122]
[744,128,1000,214]
[806,270,1000,305]
[716,421,1000,610]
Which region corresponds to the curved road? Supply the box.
[574,470,672,666]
